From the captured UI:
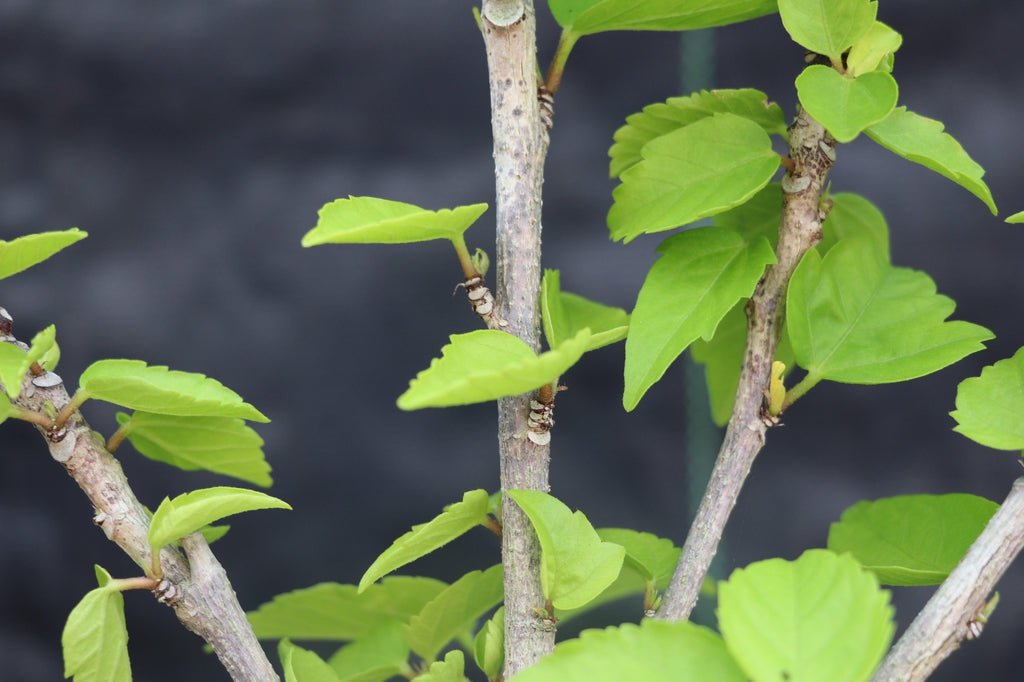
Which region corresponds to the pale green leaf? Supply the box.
[200,523,231,545]
[866,107,997,214]
[328,621,410,682]
[555,564,647,623]
[847,22,903,77]
[0,325,57,399]
[249,577,447,641]
[62,566,131,682]
[595,528,679,585]
[624,227,776,410]
[951,348,1024,450]
[818,192,890,258]
[79,359,269,422]
[414,650,468,682]
[796,65,898,143]
[507,490,625,610]
[280,640,341,682]
[0,392,14,425]
[609,113,781,242]
[709,182,782,247]
[115,412,272,487]
[541,270,629,352]
[360,490,490,593]
[302,197,487,246]
[828,494,998,586]
[473,607,504,680]
[0,228,88,280]
[609,89,787,178]
[778,0,877,62]
[513,620,746,682]
[397,329,590,410]
[552,0,778,35]
[148,486,290,554]
[1006,210,1024,224]
[787,237,992,384]
[718,550,894,682]
[406,565,504,663]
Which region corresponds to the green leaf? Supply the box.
[406,565,504,664]
[62,565,131,682]
[360,490,490,593]
[199,523,231,545]
[609,89,787,178]
[828,494,998,586]
[624,227,775,410]
[472,607,504,680]
[847,22,903,77]
[718,550,894,682]
[513,620,746,682]
[414,650,469,682]
[550,0,778,35]
[787,237,992,385]
[302,197,488,246]
[328,621,410,682]
[818,192,890,259]
[709,182,783,247]
[0,324,57,399]
[0,392,14,426]
[507,490,625,610]
[249,577,447,641]
[148,486,290,554]
[79,359,269,422]
[778,0,877,63]
[951,348,1024,450]
[0,228,88,280]
[280,640,341,682]
[866,107,997,214]
[795,65,898,143]
[595,528,679,585]
[609,113,781,242]
[115,412,272,487]
[1006,210,1024,224]
[541,270,629,352]
[397,329,590,410]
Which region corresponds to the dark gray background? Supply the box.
[2,1,1023,679]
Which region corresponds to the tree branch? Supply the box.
[872,477,1024,681]
[1,324,277,681]
[656,108,835,621]
[480,0,555,675]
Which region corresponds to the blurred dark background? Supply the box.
[1,1,1022,679]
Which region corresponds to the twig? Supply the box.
[2,330,278,681]
[655,107,835,621]
[872,477,1024,681]
[480,0,555,675]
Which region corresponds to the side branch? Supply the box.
[656,108,835,621]
[1,329,277,681]
[872,477,1024,682]
[480,0,555,675]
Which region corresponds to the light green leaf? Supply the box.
[847,22,903,76]
[1006,211,1024,224]
[200,523,231,545]
[397,329,590,410]
[79,359,269,422]
[148,486,290,555]
[624,227,775,410]
[828,494,998,586]
[709,182,782,247]
[777,0,877,62]
[507,490,625,610]
[414,650,468,682]
[796,65,898,143]
[249,577,447,641]
[541,270,629,352]
[328,621,410,682]
[115,412,272,487]
[818,192,890,259]
[866,107,997,214]
[609,113,780,242]
[514,620,746,682]
[551,0,778,35]
[302,197,488,246]
[595,528,679,585]
[0,325,57,399]
[718,550,894,682]
[473,607,504,680]
[0,228,88,280]
[609,89,787,178]
[280,640,341,682]
[62,565,131,682]
[787,237,992,385]
[0,392,14,425]
[360,490,490,593]
[406,565,504,664]
[951,348,1024,450]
